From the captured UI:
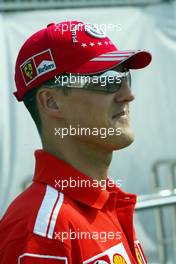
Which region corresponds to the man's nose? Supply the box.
[114,80,135,103]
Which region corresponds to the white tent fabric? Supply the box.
[0,2,176,263]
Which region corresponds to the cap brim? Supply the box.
[68,50,152,75]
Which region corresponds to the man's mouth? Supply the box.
[112,110,128,119]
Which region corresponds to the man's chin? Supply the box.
[78,127,134,151]
[111,130,135,150]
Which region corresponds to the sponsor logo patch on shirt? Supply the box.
[134,240,147,264]
[20,49,56,86]
[83,243,131,264]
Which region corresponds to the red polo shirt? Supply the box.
[0,150,147,264]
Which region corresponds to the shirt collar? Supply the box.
[33,150,136,210]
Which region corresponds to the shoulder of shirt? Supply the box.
[0,182,80,248]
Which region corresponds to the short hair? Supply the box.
[23,78,70,135]
[23,86,42,135]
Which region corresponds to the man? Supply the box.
[0,21,152,264]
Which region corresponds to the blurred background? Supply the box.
[0,0,176,263]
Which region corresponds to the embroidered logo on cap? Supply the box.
[85,24,106,39]
[71,23,83,43]
[21,59,37,85]
[20,49,56,86]
[23,62,34,80]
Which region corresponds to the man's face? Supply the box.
[56,69,135,151]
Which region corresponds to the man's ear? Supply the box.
[37,88,60,116]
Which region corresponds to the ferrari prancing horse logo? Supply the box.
[24,63,33,79]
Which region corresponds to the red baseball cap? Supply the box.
[14,20,152,101]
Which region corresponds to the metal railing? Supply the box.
[136,159,176,264]
[136,189,176,210]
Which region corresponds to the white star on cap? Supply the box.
[98,42,102,46]
[81,43,87,47]
[89,42,95,46]
[104,41,108,45]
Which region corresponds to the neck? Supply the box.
[42,137,112,181]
